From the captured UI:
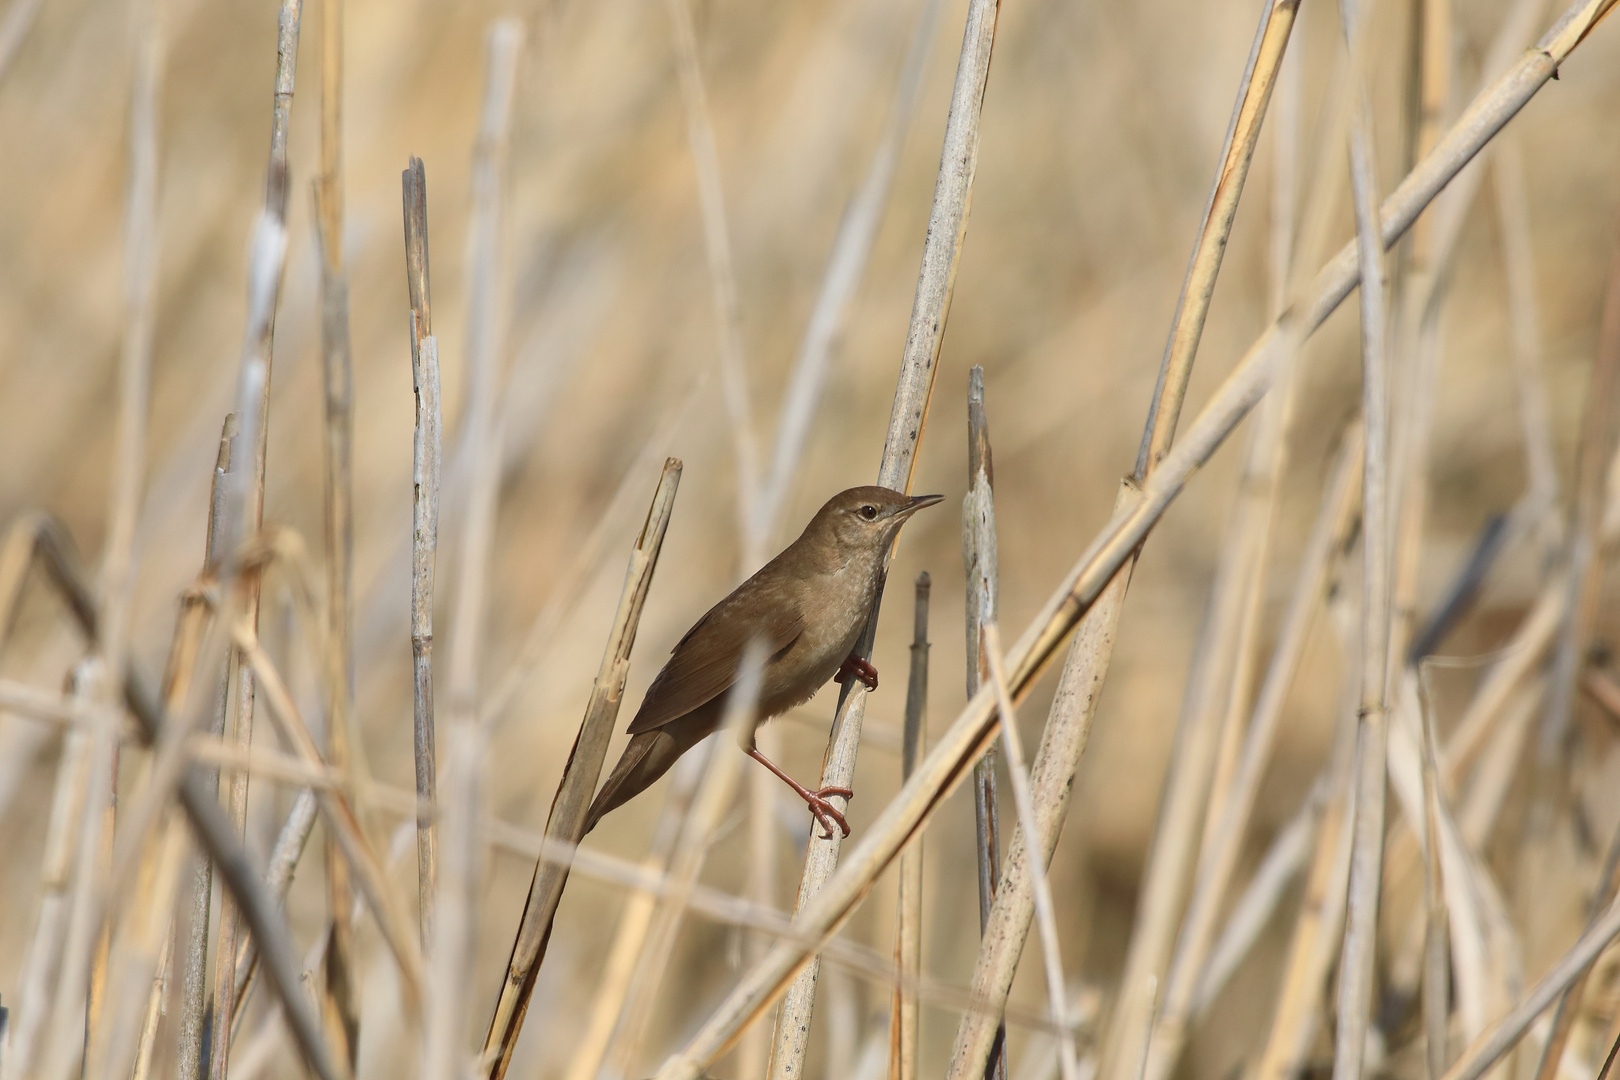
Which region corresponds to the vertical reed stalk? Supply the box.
[211,6,303,1073]
[314,0,359,1061]
[766,0,1002,1071]
[963,366,1006,1080]
[1416,676,1450,1080]
[403,157,441,947]
[1331,0,1393,1074]
[890,572,931,1080]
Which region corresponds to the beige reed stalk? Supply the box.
[403,157,441,946]
[890,572,931,1080]
[963,365,1007,1080]
[424,22,521,1080]
[314,0,361,1059]
[766,0,1002,1073]
[36,0,162,1068]
[653,7,1619,1075]
[1332,0,1395,1071]
[212,4,303,1072]
[1094,1,1304,1072]
[1416,677,1450,1080]
[176,419,235,1080]
[1145,422,1363,1080]
[480,460,682,1080]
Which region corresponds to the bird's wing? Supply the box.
[625,594,804,734]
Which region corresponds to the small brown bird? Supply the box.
[583,486,942,839]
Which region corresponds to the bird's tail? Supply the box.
[582,730,666,835]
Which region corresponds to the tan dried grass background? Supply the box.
[2,0,1619,1076]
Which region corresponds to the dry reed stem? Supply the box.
[981,623,1079,1080]
[176,418,235,1080]
[1331,0,1394,1074]
[767,0,1002,1070]
[1100,0,1306,1065]
[35,0,163,1063]
[1191,777,1324,1013]
[403,156,441,947]
[1416,676,1451,1080]
[963,366,1007,1080]
[663,0,759,549]
[424,22,521,1080]
[890,572,930,1080]
[653,6,1620,1072]
[2,667,97,1080]
[1254,701,1358,1080]
[212,0,302,1057]
[313,0,362,1061]
[1146,421,1363,1080]
[1136,0,1301,477]
[481,458,683,1080]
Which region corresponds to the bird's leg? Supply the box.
[835,653,878,691]
[746,745,853,839]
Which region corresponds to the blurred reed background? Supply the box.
[1,0,1620,1077]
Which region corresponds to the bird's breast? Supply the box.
[759,557,879,714]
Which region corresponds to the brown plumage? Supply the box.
[583,486,942,838]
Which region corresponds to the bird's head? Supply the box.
[804,485,943,557]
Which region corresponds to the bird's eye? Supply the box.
[859,505,878,521]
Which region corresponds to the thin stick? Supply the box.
[963,366,1007,1080]
[424,24,522,1080]
[656,8,1619,1072]
[480,459,683,1080]
[768,0,1001,1071]
[177,418,235,1080]
[212,4,303,1069]
[982,623,1079,1080]
[313,0,359,1059]
[403,156,441,948]
[1416,674,1451,1080]
[891,572,931,1080]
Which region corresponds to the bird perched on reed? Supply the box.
[583,485,942,839]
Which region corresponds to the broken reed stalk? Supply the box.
[890,572,931,1080]
[981,623,1079,1080]
[212,2,303,1070]
[481,459,683,1080]
[654,8,1620,1075]
[963,366,1007,1080]
[1,516,345,1080]
[767,0,1002,1073]
[1530,816,1620,1080]
[1330,1,1396,1077]
[176,419,235,1080]
[1146,421,1363,1080]
[314,0,361,1059]
[403,156,441,947]
[424,22,522,1080]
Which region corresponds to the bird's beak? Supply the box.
[895,493,944,518]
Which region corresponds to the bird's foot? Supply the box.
[801,787,854,840]
[835,655,879,691]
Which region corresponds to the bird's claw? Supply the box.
[835,655,879,692]
[805,787,853,839]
